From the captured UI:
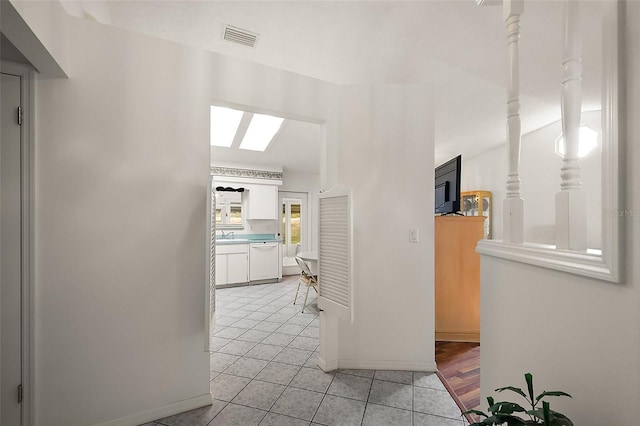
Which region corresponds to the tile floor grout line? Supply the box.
[412,371,415,426]
[308,372,336,426]
[211,280,465,426]
[202,400,229,426]
[359,372,375,426]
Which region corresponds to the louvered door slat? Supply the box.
[318,185,353,322]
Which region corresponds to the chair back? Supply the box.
[295,256,314,277]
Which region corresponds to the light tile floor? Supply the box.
[142,276,469,426]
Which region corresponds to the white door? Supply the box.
[208,176,216,338]
[279,192,308,257]
[1,72,23,425]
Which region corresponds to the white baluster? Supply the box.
[502,0,524,243]
[556,0,587,251]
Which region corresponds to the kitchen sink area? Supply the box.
[215,233,282,288]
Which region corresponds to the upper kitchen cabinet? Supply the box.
[246,184,278,220]
[211,165,283,221]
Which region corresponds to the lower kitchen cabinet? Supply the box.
[216,244,248,286]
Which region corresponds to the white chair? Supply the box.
[294,256,318,313]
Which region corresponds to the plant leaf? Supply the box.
[463,409,489,418]
[543,401,551,425]
[535,391,572,404]
[495,386,528,399]
[488,401,528,415]
[487,396,495,411]
[525,373,535,405]
[528,408,574,426]
[550,411,575,426]
[469,414,504,426]
[477,414,529,426]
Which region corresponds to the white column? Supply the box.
[556,0,587,251]
[502,0,524,243]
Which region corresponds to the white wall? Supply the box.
[34,17,212,426]
[479,3,640,424]
[32,14,330,426]
[325,83,435,370]
[462,110,602,248]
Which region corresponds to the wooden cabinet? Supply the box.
[246,184,278,220]
[215,244,248,286]
[435,216,485,342]
[461,190,492,239]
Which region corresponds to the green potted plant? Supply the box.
[465,373,573,426]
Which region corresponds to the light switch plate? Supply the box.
[410,228,419,243]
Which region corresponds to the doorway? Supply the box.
[206,102,324,383]
[279,191,308,276]
[1,63,32,426]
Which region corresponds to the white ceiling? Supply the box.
[211,117,323,174]
[65,0,604,168]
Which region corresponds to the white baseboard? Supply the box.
[336,359,437,372]
[318,356,338,372]
[282,266,299,276]
[91,393,213,426]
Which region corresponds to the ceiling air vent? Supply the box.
[223,25,258,48]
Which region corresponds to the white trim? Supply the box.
[212,175,282,186]
[90,393,213,426]
[317,356,338,372]
[477,240,615,282]
[478,1,623,283]
[599,0,623,283]
[2,60,35,426]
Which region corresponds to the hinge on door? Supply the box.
[17,106,22,125]
[18,384,23,403]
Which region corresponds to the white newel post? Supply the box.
[556,0,587,251]
[502,0,525,243]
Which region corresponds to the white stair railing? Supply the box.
[555,0,587,251]
[502,0,525,243]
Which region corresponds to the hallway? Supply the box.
[142,277,468,425]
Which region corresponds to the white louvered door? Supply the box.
[318,185,354,322]
[207,175,216,347]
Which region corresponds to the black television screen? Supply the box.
[434,155,462,214]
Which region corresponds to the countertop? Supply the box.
[215,233,280,245]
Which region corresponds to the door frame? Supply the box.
[1,60,35,426]
[278,191,309,257]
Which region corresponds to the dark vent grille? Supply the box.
[224,26,258,48]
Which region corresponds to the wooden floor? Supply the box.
[436,341,480,415]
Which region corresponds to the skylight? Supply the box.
[239,113,284,152]
[210,106,243,147]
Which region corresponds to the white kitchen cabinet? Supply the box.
[246,184,278,220]
[249,242,280,281]
[216,244,248,286]
[215,254,228,285]
[227,253,248,284]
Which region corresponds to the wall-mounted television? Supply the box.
[434,155,462,215]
